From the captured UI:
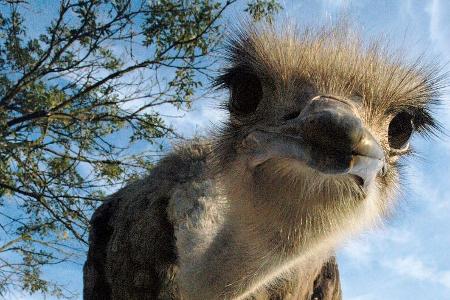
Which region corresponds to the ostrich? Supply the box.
[83,23,444,299]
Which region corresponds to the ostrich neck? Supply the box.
[177,166,332,299]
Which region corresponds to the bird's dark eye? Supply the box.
[388,111,414,150]
[229,72,262,114]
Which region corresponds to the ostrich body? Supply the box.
[83,24,443,299]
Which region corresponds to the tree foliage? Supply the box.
[0,0,281,297]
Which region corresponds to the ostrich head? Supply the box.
[212,24,444,258]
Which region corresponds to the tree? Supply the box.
[0,0,282,297]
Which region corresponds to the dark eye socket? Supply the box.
[229,72,263,114]
[388,111,414,150]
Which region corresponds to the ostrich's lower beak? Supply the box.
[347,133,386,186]
[241,96,386,187]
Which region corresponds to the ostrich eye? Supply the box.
[229,72,263,114]
[388,111,414,150]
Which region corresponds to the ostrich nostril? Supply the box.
[380,164,388,176]
[350,174,365,186]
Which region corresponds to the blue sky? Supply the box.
[5,0,450,299]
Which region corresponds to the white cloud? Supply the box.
[341,237,373,265]
[167,94,227,138]
[426,0,450,57]
[399,0,415,20]
[322,0,349,9]
[341,226,415,266]
[426,0,442,49]
[385,255,450,290]
[388,256,434,281]
[407,159,450,219]
[441,272,450,289]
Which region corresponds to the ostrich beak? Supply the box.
[348,132,386,186]
[242,96,386,187]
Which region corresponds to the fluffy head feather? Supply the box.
[211,22,446,255]
[213,21,445,173]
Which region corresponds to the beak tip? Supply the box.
[348,156,386,187]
